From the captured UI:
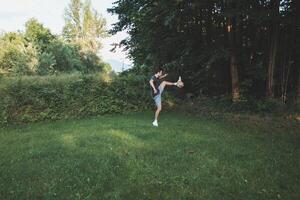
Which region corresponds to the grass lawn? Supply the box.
[0,111,299,199]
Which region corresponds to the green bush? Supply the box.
[0,41,30,75]
[0,73,153,126]
[37,52,56,75]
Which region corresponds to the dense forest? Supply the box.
[109,0,299,103]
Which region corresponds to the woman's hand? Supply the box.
[160,74,168,79]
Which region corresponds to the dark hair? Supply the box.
[154,67,163,74]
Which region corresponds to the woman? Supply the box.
[149,68,183,127]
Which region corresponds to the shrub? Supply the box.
[0,73,153,126]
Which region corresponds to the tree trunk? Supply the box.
[227,16,240,101]
[266,0,280,98]
[295,0,300,102]
[206,3,213,46]
[287,0,300,103]
[295,71,300,103]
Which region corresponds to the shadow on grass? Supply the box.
[0,113,300,199]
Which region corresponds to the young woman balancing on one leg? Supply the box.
[149,68,184,127]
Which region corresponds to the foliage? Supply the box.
[109,0,299,102]
[0,74,152,126]
[0,0,111,76]
[25,18,55,51]
[36,52,56,75]
[63,0,107,54]
[176,95,298,118]
[0,32,31,75]
[45,39,84,73]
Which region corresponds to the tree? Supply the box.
[62,0,109,73]
[266,0,280,98]
[0,32,31,75]
[46,39,83,73]
[227,16,240,101]
[63,0,107,54]
[292,0,300,103]
[225,0,241,101]
[108,0,299,103]
[37,52,56,75]
[25,18,55,51]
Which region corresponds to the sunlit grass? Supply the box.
[0,111,299,199]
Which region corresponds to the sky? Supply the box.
[0,0,132,70]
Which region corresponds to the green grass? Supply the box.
[0,111,299,199]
